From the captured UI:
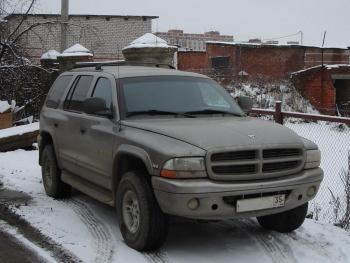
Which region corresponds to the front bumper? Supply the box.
[152,168,323,220]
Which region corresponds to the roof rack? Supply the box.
[73,60,175,70]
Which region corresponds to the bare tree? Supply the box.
[0,0,37,64]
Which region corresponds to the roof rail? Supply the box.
[73,60,175,70]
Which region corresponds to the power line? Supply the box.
[264,31,303,44]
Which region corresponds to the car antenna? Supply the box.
[116,45,122,131]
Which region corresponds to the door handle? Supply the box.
[80,128,86,134]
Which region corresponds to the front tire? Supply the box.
[41,144,71,198]
[116,171,168,251]
[257,202,308,232]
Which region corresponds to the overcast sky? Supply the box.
[34,0,350,48]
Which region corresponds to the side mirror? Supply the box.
[236,96,253,114]
[83,97,113,118]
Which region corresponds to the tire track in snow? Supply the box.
[143,250,170,263]
[67,198,114,263]
[236,219,295,263]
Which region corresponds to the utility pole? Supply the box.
[60,0,69,52]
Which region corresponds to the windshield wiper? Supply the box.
[183,109,243,116]
[126,110,195,118]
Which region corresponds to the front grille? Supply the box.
[208,147,304,181]
[212,164,256,175]
[211,150,256,162]
[263,161,300,172]
[263,149,301,159]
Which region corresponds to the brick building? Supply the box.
[178,41,350,80]
[4,13,158,63]
[155,29,233,51]
[178,41,350,114]
[291,65,350,115]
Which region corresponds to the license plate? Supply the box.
[236,194,285,213]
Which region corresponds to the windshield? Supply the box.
[120,76,243,118]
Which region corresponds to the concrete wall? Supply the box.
[6,14,154,63]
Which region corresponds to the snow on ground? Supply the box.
[229,82,319,114]
[1,143,350,262]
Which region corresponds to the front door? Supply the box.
[74,76,118,190]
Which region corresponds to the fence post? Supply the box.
[274,101,283,124]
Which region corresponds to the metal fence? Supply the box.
[251,102,350,229]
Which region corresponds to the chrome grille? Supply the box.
[207,147,304,181]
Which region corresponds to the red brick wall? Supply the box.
[178,43,350,80]
[238,46,305,79]
[292,69,336,114]
[304,48,349,68]
[178,44,307,80]
[177,51,209,71]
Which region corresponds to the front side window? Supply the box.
[64,75,93,112]
[120,76,243,117]
[92,78,113,110]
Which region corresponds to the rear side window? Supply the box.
[64,75,93,112]
[46,75,73,108]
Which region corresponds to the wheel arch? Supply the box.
[112,145,155,197]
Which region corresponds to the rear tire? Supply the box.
[116,171,168,251]
[257,202,308,232]
[41,144,71,198]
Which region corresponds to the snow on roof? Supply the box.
[40,50,61,60]
[58,44,93,57]
[0,101,11,114]
[325,64,350,69]
[123,33,177,50]
[291,64,350,76]
[206,41,349,49]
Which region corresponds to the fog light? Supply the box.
[307,186,317,197]
[188,198,200,210]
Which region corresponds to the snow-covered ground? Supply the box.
[0,123,350,262]
[229,81,319,114]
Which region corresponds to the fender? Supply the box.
[114,144,155,174]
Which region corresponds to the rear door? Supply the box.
[58,74,94,174]
[74,75,118,189]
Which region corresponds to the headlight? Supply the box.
[304,149,321,169]
[160,157,207,178]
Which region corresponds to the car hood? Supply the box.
[122,117,304,151]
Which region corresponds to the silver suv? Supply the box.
[38,62,323,251]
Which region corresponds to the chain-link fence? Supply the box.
[285,120,350,229]
[251,108,350,229]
